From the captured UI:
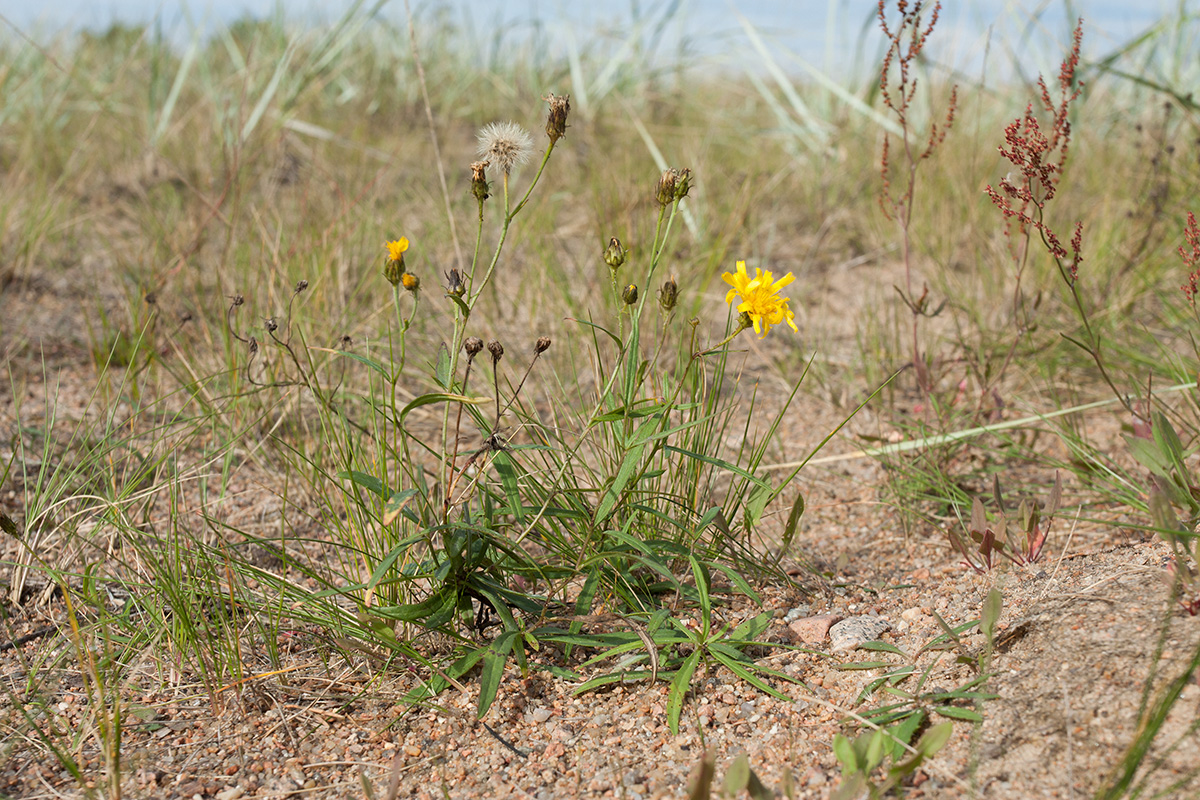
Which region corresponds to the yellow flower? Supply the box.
[385,238,410,262]
[721,260,798,337]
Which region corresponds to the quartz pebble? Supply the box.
[829,616,891,652]
[789,614,842,643]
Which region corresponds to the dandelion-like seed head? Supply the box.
[477,122,534,174]
[721,260,799,338]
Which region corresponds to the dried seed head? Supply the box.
[603,237,626,270]
[264,317,278,333]
[339,334,353,348]
[401,273,420,293]
[230,294,245,307]
[487,339,505,363]
[248,336,259,354]
[144,291,157,305]
[622,284,639,305]
[544,93,570,145]
[534,336,552,354]
[658,277,678,312]
[470,160,491,203]
[655,169,679,206]
[295,279,309,294]
[465,337,484,359]
[477,121,534,175]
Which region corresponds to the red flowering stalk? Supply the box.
[1180,211,1200,308]
[878,0,958,398]
[986,20,1131,412]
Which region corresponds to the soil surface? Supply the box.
[3,231,1200,800]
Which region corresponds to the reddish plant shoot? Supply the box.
[986,19,1085,282]
[1180,211,1200,306]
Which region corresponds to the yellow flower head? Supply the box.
[385,238,410,262]
[721,260,799,337]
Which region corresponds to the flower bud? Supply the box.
[673,168,692,201]
[622,284,639,305]
[487,340,504,364]
[603,237,626,269]
[401,273,420,293]
[465,337,484,359]
[658,277,678,312]
[470,161,490,204]
[534,336,552,354]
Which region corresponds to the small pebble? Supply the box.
[829,616,891,652]
[789,614,843,643]
[531,708,553,723]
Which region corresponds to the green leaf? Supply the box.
[477,630,520,719]
[934,706,983,722]
[832,733,857,773]
[315,347,391,380]
[857,640,908,657]
[917,721,954,756]
[663,445,772,487]
[491,451,525,522]
[594,440,647,523]
[435,343,451,389]
[779,490,805,558]
[446,293,470,318]
[687,750,715,800]
[1126,435,1172,478]
[724,753,750,795]
[836,660,894,671]
[667,650,702,735]
[382,488,419,525]
[340,470,386,497]
[745,481,772,529]
[981,588,1003,643]
[890,709,926,759]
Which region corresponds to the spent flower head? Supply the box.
[659,277,678,313]
[470,160,490,203]
[477,122,534,175]
[722,260,799,337]
[544,93,570,145]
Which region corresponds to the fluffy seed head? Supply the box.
[477,122,534,174]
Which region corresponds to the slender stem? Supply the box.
[509,143,555,221]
